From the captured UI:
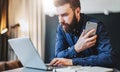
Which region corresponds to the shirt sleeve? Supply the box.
[55,25,78,58]
[72,22,114,67]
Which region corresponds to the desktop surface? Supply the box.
[2,66,115,72]
[2,67,52,72]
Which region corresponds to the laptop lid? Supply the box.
[8,37,47,70]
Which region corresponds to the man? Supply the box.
[49,0,113,67]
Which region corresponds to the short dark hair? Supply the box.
[54,0,81,10]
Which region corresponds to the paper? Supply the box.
[53,66,113,72]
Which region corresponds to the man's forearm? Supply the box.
[56,46,78,58]
[72,53,113,67]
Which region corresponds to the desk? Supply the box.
[2,66,117,72]
[2,67,52,72]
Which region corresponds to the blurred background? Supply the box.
[0,0,120,70]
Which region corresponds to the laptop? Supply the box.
[8,37,55,71]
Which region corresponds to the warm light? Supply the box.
[1,28,8,34]
[18,19,29,37]
[18,19,28,32]
[104,9,109,15]
[43,0,56,16]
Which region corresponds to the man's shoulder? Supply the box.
[81,13,101,23]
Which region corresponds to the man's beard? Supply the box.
[61,13,78,33]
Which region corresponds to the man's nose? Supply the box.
[59,16,64,23]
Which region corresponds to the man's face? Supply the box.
[56,3,78,33]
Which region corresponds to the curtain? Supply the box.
[8,0,45,60]
[0,0,9,61]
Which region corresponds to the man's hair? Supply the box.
[54,0,81,10]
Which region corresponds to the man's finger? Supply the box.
[84,29,96,38]
[49,58,59,66]
[87,39,96,47]
[53,60,60,66]
[87,35,97,42]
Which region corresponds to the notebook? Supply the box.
[8,37,55,71]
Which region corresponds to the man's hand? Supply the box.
[49,58,73,66]
[75,29,97,53]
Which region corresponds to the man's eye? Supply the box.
[63,14,68,16]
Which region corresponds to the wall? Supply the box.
[80,0,120,13]
[45,15,58,63]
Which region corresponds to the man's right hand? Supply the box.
[49,58,73,66]
[74,29,97,53]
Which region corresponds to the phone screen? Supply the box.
[85,21,98,35]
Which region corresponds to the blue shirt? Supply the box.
[55,14,113,67]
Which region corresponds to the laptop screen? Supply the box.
[8,37,47,70]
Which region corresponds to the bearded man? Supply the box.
[49,0,113,68]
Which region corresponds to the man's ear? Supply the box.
[75,7,80,17]
[74,7,80,21]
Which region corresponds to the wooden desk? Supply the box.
[2,67,52,72]
[2,66,118,72]
[2,68,23,72]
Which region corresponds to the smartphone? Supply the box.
[85,21,98,36]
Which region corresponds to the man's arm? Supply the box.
[72,22,113,67]
[55,25,98,59]
[74,29,97,53]
[55,25,78,58]
[72,46,113,67]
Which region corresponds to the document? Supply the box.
[53,66,113,72]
